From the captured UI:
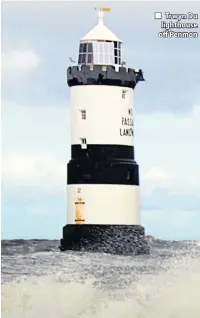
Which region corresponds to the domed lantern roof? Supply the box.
[81,9,122,42]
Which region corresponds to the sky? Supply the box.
[1,1,200,240]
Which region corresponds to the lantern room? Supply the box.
[78,8,123,66]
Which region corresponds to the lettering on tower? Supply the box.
[119,108,134,136]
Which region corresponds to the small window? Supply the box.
[122,90,126,99]
[80,138,87,149]
[80,110,86,120]
[83,43,87,53]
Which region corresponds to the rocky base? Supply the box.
[60,224,150,255]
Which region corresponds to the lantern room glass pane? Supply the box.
[79,43,83,53]
[99,43,104,53]
[98,53,103,64]
[93,43,98,52]
[93,53,98,64]
[109,43,114,53]
[81,54,86,63]
[88,43,92,53]
[104,55,109,64]
[110,55,114,64]
[104,43,108,53]
[87,54,92,63]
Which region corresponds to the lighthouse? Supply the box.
[60,8,149,255]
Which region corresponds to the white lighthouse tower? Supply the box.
[60,8,149,255]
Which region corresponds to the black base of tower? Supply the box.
[60,224,150,255]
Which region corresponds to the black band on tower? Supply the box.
[69,145,139,184]
[67,159,139,185]
[71,145,135,161]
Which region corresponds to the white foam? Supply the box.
[2,255,200,318]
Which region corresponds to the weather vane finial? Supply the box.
[94,7,111,24]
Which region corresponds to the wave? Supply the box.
[2,251,200,318]
[2,239,199,255]
[1,240,59,255]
